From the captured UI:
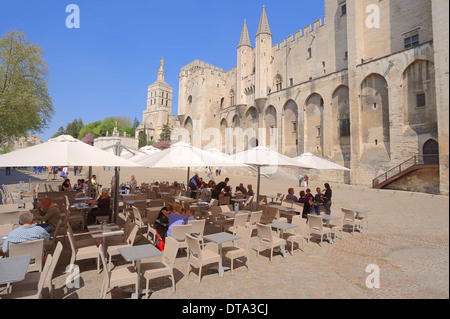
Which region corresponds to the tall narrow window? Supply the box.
[307,48,312,59]
[416,93,426,107]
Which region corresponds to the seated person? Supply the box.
[238,183,248,195]
[201,185,211,202]
[298,190,315,218]
[155,206,171,239]
[61,178,72,191]
[234,186,242,195]
[183,208,195,224]
[2,211,50,257]
[247,184,254,197]
[150,181,160,191]
[314,187,325,213]
[34,197,61,234]
[86,188,111,225]
[129,175,138,191]
[285,188,298,201]
[305,188,314,202]
[167,205,185,237]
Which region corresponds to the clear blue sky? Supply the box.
[0,0,325,142]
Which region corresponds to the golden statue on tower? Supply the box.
[160,57,164,70]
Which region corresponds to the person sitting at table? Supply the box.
[150,181,160,192]
[234,186,243,196]
[167,205,185,237]
[61,178,72,191]
[169,181,179,188]
[129,175,138,191]
[314,187,325,214]
[201,184,212,202]
[298,190,315,218]
[155,206,171,239]
[182,208,196,224]
[1,211,50,257]
[286,188,298,201]
[238,183,248,195]
[219,185,234,204]
[34,197,61,234]
[86,188,111,226]
[247,184,254,197]
[305,188,314,202]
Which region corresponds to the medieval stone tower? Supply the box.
[136,58,174,142]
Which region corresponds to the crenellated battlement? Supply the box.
[273,17,325,52]
[179,59,225,77]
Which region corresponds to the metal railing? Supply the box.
[372,154,439,188]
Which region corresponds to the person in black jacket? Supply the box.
[211,177,229,199]
[322,183,332,215]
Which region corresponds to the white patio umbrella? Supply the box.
[135,142,248,187]
[0,135,142,223]
[232,146,314,202]
[0,135,142,167]
[293,153,351,171]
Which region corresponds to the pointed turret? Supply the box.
[238,20,252,48]
[256,5,271,36]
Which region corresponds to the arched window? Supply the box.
[229,90,235,106]
[274,75,283,91]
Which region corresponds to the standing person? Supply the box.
[298,173,303,187]
[189,173,199,199]
[47,166,53,181]
[52,166,59,180]
[303,174,309,187]
[212,177,229,199]
[215,167,219,176]
[5,167,11,175]
[322,183,332,215]
[73,166,78,176]
[247,184,254,197]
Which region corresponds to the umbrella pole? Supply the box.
[256,166,261,205]
[113,166,120,224]
[186,167,190,192]
[87,166,92,198]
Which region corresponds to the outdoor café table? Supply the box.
[173,196,196,203]
[190,202,210,218]
[74,197,93,202]
[203,232,240,278]
[266,195,278,203]
[319,214,341,244]
[118,244,163,299]
[0,255,31,286]
[352,207,369,232]
[266,222,298,257]
[73,202,97,225]
[158,192,170,196]
[220,211,250,219]
[87,223,124,252]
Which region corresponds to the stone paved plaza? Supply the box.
[1,167,448,299]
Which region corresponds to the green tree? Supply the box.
[138,125,148,148]
[160,124,172,141]
[77,120,101,139]
[51,118,84,139]
[0,30,53,145]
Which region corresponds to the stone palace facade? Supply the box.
[138,1,449,195]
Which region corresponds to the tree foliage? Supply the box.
[159,124,172,141]
[51,118,84,139]
[0,30,53,145]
